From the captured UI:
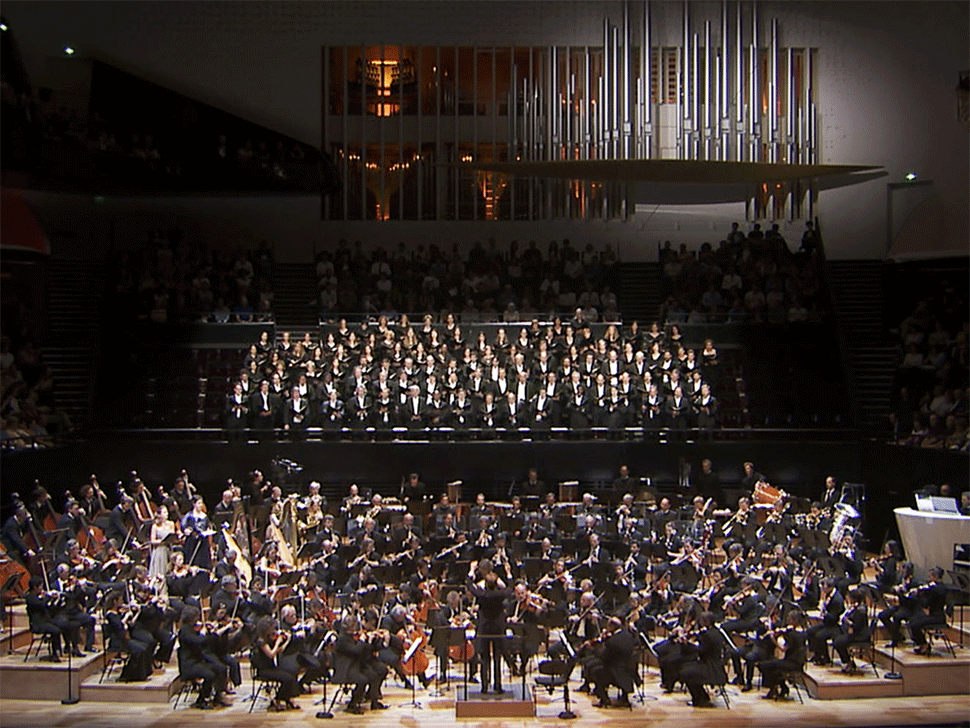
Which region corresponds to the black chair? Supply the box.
[247,648,284,713]
[99,617,135,684]
[778,666,807,704]
[844,618,880,676]
[23,629,55,662]
[171,648,203,708]
[321,651,355,714]
[535,655,578,720]
[924,602,957,658]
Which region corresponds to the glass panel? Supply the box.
[419,47,438,116]
[440,47,456,115]
[328,47,344,115]
[348,45,364,115]
[476,48,494,117]
[421,143,437,220]
[346,143,364,220]
[457,47,475,115]
[329,143,346,219]
[495,48,511,116]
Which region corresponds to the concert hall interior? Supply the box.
[0,2,968,728]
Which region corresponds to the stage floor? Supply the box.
[0,681,967,728]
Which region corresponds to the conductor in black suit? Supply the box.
[467,566,512,694]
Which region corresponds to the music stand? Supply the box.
[634,630,658,703]
[297,541,320,562]
[313,631,338,716]
[401,636,425,708]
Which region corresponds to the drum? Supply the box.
[753,481,783,505]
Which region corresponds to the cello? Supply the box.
[398,621,430,677]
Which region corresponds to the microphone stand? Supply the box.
[62,640,79,704]
[884,639,902,680]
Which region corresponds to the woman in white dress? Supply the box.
[148,505,178,579]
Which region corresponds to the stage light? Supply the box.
[64,46,75,55]
[1,23,8,32]
[904,172,917,181]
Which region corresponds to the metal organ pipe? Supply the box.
[736,0,744,161]
[704,20,712,160]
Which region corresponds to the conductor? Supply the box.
[467,560,512,694]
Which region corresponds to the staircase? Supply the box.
[43,259,106,429]
[618,262,664,324]
[827,260,896,429]
[272,262,318,328]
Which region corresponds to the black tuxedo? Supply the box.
[249,390,277,431]
[320,397,346,429]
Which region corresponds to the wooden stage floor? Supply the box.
[1,680,967,728]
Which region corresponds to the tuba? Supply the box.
[828,502,860,546]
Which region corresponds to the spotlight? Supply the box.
[0,23,8,32]
[904,172,917,181]
[64,46,75,55]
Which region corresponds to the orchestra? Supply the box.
[0,466,957,714]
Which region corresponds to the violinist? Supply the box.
[129,581,175,666]
[537,558,574,603]
[585,616,638,709]
[166,550,207,610]
[178,605,231,708]
[720,577,765,638]
[102,590,154,681]
[564,591,603,694]
[250,616,299,711]
[607,562,633,613]
[245,575,275,621]
[94,538,132,585]
[879,561,918,647]
[807,577,844,666]
[334,613,389,714]
[205,604,245,693]
[909,566,948,655]
[833,588,871,672]
[729,596,783,693]
[707,543,745,616]
[869,540,902,593]
[680,611,726,708]
[757,609,808,700]
[505,582,546,676]
[279,604,326,693]
[654,594,702,694]
[51,562,96,654]
[25,576,72,661]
